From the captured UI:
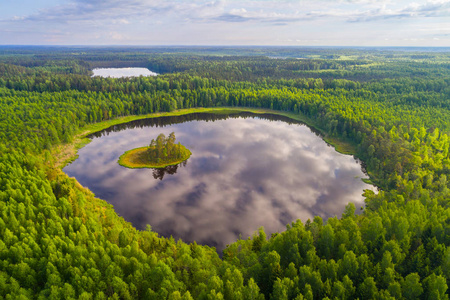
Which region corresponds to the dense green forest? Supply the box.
[1,46,450,299]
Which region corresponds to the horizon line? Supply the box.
[0,45,449,48]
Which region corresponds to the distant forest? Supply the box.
[0,46,449,299]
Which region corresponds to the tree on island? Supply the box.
[148,132,189,164]
[118,132,191,169]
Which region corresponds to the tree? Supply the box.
[358,277,378,299]
[402,273,423,299]
[423,274,448,300]
[243,278,264,300]
[339,251,358,281]
[155,133,166,158]
[252,227,267,252]
[317,224,335,259]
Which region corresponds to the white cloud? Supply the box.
[8,0,447,25]
[346,0,450,22]
[0,0,449,45]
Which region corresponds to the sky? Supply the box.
[0,0,449,46]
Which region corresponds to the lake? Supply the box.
[63,112,374,252]
[92,67,158,78]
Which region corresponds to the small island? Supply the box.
[118,132,191,168]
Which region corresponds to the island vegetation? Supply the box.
[118,132,191,169]
[0,46,450,299]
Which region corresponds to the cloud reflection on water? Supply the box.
[64,115,374,252]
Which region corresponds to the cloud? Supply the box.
[214,13,252,22]
[1,0,449,45]
[5,0,227,25]
[347,0,450,22]
[4,0,450,26]
[20,0,169,23]
[202,1,450,25]
[113,19,130,25]
[213,0,450,25]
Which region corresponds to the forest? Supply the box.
[0,46,449,299]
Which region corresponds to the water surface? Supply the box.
[64,113,373,251]
[92,67,157,78]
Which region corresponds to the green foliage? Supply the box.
[147,132,191,166]
[118,132,191,169]
[1,47,450,299]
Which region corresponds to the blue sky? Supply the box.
[0,0,449,46]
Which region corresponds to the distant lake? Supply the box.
[92,67,158,78]
[64,112,374,252]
